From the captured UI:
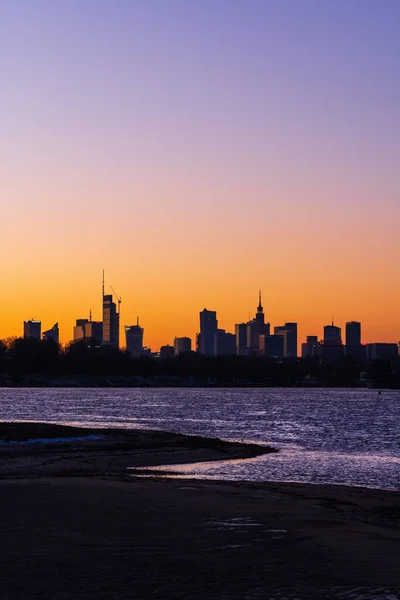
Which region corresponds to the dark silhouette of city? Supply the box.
[1,278,397,387]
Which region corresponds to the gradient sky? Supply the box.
[1,0,400,349]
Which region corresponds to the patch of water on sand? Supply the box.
[204,517,262,530]
[332,589,400,600]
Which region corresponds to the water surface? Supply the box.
[0,387,399,490]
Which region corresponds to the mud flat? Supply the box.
[0,423,399,599]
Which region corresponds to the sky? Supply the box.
[1,0,400,350]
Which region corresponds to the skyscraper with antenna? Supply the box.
[102,270,120,348]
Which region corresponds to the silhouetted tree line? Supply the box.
[0,337,398,387]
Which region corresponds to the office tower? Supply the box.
[42,323,59,344]
[274,322,298,358]
[215,329,236,356]
[101,271,120,348]
[103,294,119,347]
[160,345,175,359]
[344,321,365,359]
[125,318,144,356]
[302,335,320,358]
[197,309,218,356]
[247,291,270,353]
[321,322,344,360]
[174,337,192,355]
[235,323,247,355]
[259,334,284,358]
[324,323,341,344]
[366,343,398,361]
[345,321,361,347]
[84,321,103,344]
[284,322,297,358]
[74,319,88,341]
[24,320,41,340]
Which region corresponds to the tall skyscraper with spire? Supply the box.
[246,291,270,353]
[102,271,120,348]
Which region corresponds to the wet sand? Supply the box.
[0,425,399,599]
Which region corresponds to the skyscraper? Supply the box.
[274,322,298,358]
[345,321,361,348]
[246,291,270,353]
[235,323,247,355]
[103,295,119,347]
[24,320,41,340]
[42,323,59,344]
[125,318,144,356]
[197,309,218,356]
[321,323,344,360]
[215,329,236,356]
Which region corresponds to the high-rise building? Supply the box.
[125,319,144,356]
[246,291,270,354]
[24,320,41,340]
[345,321,361,347]
[174,337,192,355]
[103,294,119,347]
[197,309,218,356]
[215,329,236,356]
[324,324,342,344]
[274,323,297,358]
[42,323,59,344]
[344,321,365,359]
[321,323,344,360]
[74,318,102,344]
[259,334,284,358]
[235,323,248,355]
[85,321,103,344]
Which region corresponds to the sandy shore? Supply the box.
[0,424,399,599]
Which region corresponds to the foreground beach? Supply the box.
[1,424,399,599]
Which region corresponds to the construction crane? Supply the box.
[110,285,122,314]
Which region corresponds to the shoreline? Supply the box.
[0,422,277,478]
[0,423,399,598]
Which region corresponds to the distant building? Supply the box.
[42,323,59,344]
[345,321,361,347]
[345,321,365,359]
[235,323,247,355]
[246,292,270,354]
[73,319,102,344]
[174,337,192,355]
[24,320,41,340]
[103,294,120,348]
[301,335,320,358]
[84,321,103,344]
[274,323,297,358]
[259,334,284,358]
[125,319,144,356]
[160,345,175,359]
[321,323,344,361]
[197,309,218,356]
[366,343,398,361]
[215,329,236,356]
[324,324,342,344]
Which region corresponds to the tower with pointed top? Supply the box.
[246,291,270,354]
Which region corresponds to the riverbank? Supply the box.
[0,422,276,478]
[0,423,399,599]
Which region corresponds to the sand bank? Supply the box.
[0,423,399,599]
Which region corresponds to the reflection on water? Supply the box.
[0,387,399,490]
